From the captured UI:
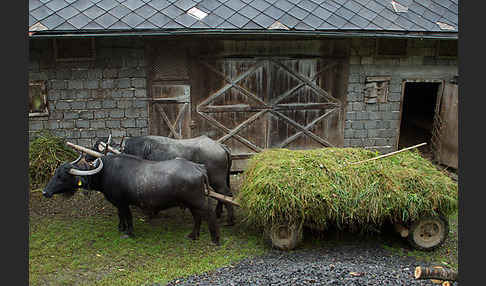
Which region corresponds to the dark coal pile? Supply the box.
[166,242,456,286]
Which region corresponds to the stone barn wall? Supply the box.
[28,37,148,146]
[28,37,458,155]
[343,38,458,153]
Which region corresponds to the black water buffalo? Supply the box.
[90,135,235,226]
[42,154,220,245]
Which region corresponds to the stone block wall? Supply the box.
[343,38,458,153]
[28,37,149,146]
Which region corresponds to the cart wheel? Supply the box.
[408,216,449,251]
[269,222,303,250]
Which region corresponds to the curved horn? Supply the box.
[68,158,104,176]
[70,154,83,165]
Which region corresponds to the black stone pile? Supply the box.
[165,241,456,286]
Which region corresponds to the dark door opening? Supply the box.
[398,82,441,158]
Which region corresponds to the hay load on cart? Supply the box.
[236,147,458,251]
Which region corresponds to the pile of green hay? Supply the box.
[237,148,458,233]
[29,131,78,189]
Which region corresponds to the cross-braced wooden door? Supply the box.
[149,84,191,139]
[196,57,347,170]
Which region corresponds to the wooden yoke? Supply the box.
[66,142,104,158]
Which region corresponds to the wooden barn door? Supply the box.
[195,57,346,170]
[149,84,191,139]
[434,82,458,169]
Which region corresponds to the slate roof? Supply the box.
[28,0,459,36]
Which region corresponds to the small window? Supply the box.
[29,81,48,117]
[376,39,408,56]
[436,40,457,58]
[364,76,391,104]
[54,38,95,61]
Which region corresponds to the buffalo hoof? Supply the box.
[186,233,198,240]
[121,233,135,239]
[224,221,235,227]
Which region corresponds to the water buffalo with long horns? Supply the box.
[42,154,220,245]
[89,135,235,226]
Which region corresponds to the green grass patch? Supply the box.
[237,148,458,233]
[29,213,266,286]
[29,131,78,189]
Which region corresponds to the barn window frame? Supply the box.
[29,80,49,117]
[435,40,457,59]
[375,38,408,57]
[54,38,96,62]
[363,76,391,104]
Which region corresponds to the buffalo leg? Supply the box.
[206,207,220,245]
[118,205,134,237]
[215,202,223,219]
[117,208,127,232]
[212,183,235,226]
[125,207,134,237]
[187,208,202,240]
[223,203,235,226]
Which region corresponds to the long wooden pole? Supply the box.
[66,142,104,158]
[350,142,427,165]
[206,186,240,207]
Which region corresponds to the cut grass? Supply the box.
[29,194,266,286]
[29,131,78,189]
[238,148,458,233]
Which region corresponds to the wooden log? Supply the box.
[350,142,427,165]
[66,142,104,158]
[442,281,451,286]
[414,266,457,281]
[394,223,409,238]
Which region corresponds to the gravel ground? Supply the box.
[165,240,456,286]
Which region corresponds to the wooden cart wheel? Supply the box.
[408,216,449,251]
[269,221,303,250]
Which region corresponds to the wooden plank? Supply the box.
[197,111,263,152]
[218,110,267,143]
[274,103,339,110]
[271,59,341,105]
[437,83,458,169]
[278,108,338,148]
[156,104,182,139]
[272,110,335,147]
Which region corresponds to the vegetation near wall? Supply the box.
[237,148,458,233]
[29,131,78,189]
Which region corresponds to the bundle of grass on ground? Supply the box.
[237,148,458,233]
[29,131,78,189]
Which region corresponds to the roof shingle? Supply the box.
[29,0,459,34]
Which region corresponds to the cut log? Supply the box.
[394,223,409,238]
[442,281,451,286]
[414,266,457,281]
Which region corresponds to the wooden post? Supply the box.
[414,266,457,281]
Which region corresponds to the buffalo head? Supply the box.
[42,156,103,198]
